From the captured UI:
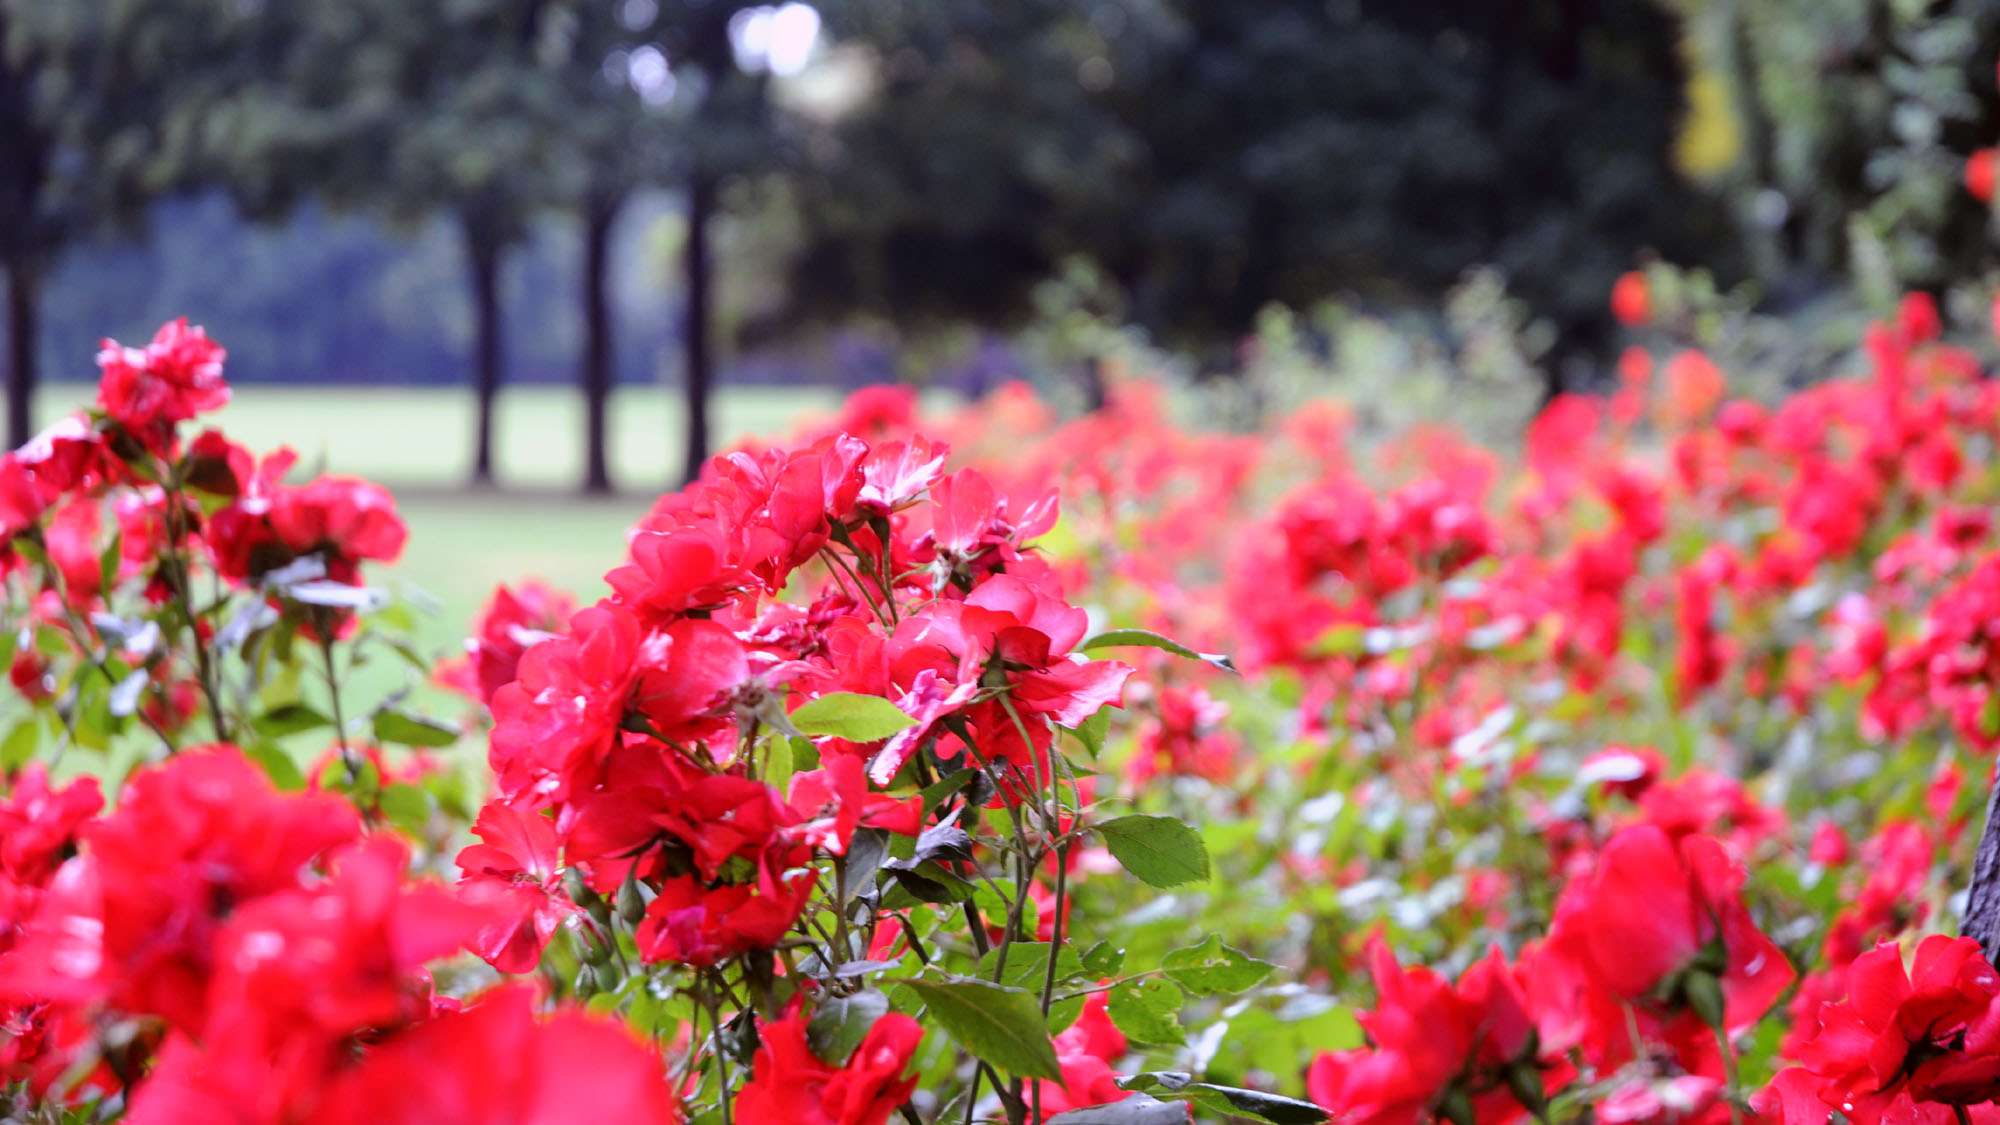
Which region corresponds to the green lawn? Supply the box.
[40,382,837,492]
[35,382,841,650]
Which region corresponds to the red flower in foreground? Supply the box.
[455,801,577,974]
[310,985,683,1124]
[126,836,495,1123]
[1543,825,1791,1037]
[0,746,361,1034]
[736,1004,923,1125]
[0,766,102,886]
[1771,936,2000,1125]
[633,871,815,968]
[1309,941,1555,1125]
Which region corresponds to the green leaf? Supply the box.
[880,861,977,906]
[764,736,796,796]
[978,942,1086,994]
[1080,941,1126,978]
[841,829,890,902]
[1095,815,1211,888]
[1105,978,1184,1046]
[976,942,1088,1031]
[1048,1095,1192,1124]
[371,708,460,748]
[253,703,333,739]
[902,977,1063,1080]
[807,990,889,1066]
[244,742,306,790]
[1116,1073,1327,1123]
[98,530,122,600]
[0,716,43,771]
[1064,707,1112,757]
[378,783,433,836]
[919,767,975,813]
[71,675,109,751]
[790,692,917,741]
[1161,934,1276,995]
[1077,628,1236,673]
[1309,623,1368,658]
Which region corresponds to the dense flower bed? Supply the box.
[5,296,2000,1123]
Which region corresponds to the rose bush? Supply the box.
[8,285,2000,1125]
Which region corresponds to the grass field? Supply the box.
[35,382,841,652]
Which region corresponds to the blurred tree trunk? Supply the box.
[1,2,45,451]
[463,211,505,487]
[5,266,34,449]
[581,190,622,495]
[679,169,714,487]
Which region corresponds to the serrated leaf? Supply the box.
[1077,628,1236,673]
[1095,814,1210,888]
[1106,978,1183,1046]
[790,692,917,741]
[1080,941,1126,978]
[978,942,1087,995]
[807,990,888,1066]
[1161,934,1276,995]
[903,977,1062,1080]
[980,940,1088,1032]
[371,708,460,748]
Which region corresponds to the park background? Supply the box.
[11,0,2000,646]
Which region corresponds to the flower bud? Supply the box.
[1506,1060,1548,1118]
[1686,968,1726,1031]
[616,869,647,926]
[1439,1086,1476,1125]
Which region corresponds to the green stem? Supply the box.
[319,632,357,783]
[1714,1021,1743,1125]
[160,477,229,743]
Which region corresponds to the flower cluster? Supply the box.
[17,272,2000,1124]
[0,747,680,1122]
